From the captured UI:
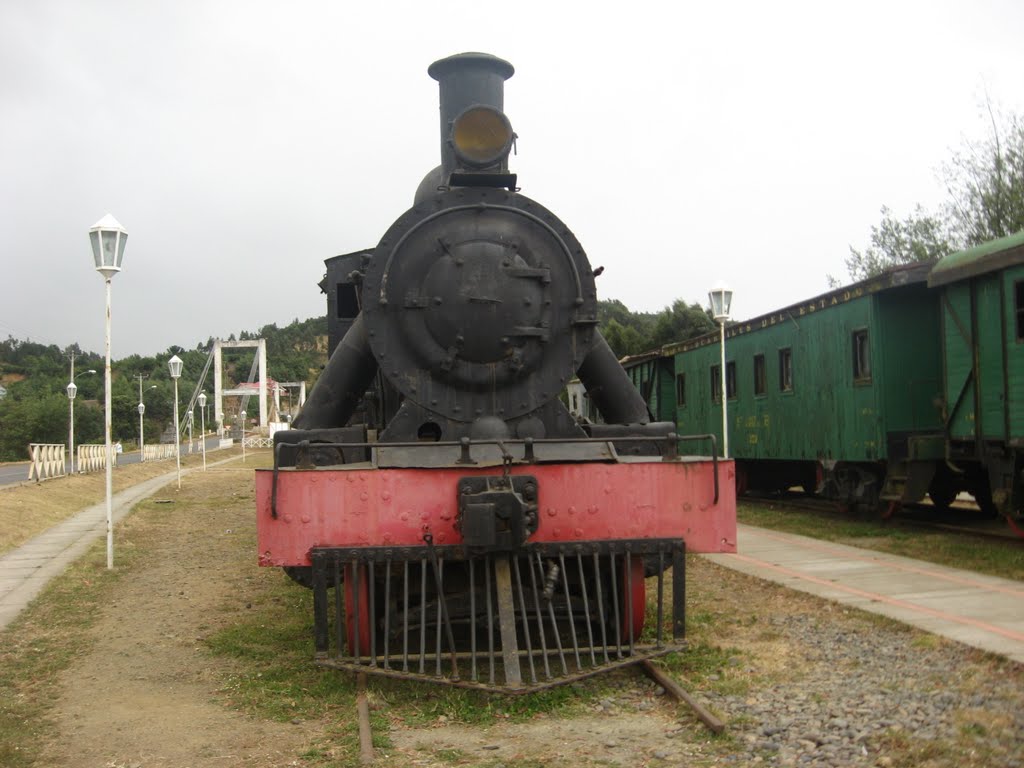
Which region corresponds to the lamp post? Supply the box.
[198,391,208,470]
[240,410,247,462]
[66,368,96,475]
[90,214,127,570]
[137,380,156,461]
[169,355,183,489]
[708,281,734,459]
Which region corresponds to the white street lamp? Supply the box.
[137,381,156,461]
[137,401,145,457]
[90,214,127,570]
[66,381,77,476]
[198,391,208,470]
[240,410,247,463]
[66,368,96,475]
[169,354,183,489]
[708,280,734,459]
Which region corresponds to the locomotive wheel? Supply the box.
[344,564,371,656]
[620,556,647,641]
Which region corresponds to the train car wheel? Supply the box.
[621,556,647,640]
[344,564,371,656]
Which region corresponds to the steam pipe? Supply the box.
[576,332,652,425]
[294,314,378,429]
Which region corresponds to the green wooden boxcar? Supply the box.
[928,230,1024,522]
[622,351,677,424]
[664,264,946,507]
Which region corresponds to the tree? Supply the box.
[602,319,647,358]
[649,300,715,348]
[839,205,955,284]
[943,107,1024,245]
[843,104,1024,284]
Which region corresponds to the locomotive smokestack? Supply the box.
[428,52,515,187]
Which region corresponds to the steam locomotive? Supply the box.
[255,53,736,692]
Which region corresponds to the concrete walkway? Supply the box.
[704,524,1024,664]
[0,456,241,631]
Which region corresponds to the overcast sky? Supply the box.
[2,0,1023,359]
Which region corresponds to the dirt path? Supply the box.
[39,465,317,768]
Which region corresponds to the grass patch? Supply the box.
[0,445,257,555]
[737,501,1024,580]
[0,533,142,766]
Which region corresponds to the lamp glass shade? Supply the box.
[168,355,183,379]
[708,281,733,321]
[138,402,145,415]
[89,214,128,276]
[66,382,77,400]
[197,392,207,408]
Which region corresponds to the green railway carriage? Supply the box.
[928,230,1024,520]
[662,264,947,507]
[621,350,677,424]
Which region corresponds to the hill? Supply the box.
[0,317,327,462]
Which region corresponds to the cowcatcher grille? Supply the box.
[310,539,686,693]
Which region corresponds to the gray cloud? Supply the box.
[2,0,1022,357]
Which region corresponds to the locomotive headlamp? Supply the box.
[451,105,514,168]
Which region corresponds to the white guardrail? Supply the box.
[76,444,118,474]
[242,436,273,448]
[27,443,66,481]
[143,444,178,461]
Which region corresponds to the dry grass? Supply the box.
[0,446,269,555]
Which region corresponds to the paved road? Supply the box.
[0,436,221,488]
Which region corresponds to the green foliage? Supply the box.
[944,107,1024,245]
[845,104,1024,283]
[839,205,955,284]
[598,299,713,359]
[0,317,328,462]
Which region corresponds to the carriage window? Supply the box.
[1016,281,1024,341]
[710,365,721,403]
[676,373,686,407]
[726,361,737,400]
[853,329,871,382]
[779,348,793,392]
[753,354,766,396]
